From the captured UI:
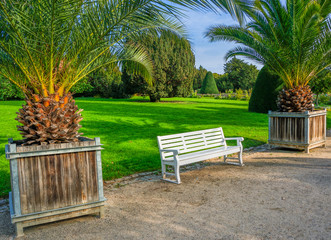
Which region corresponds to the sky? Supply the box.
[183,10,261,74]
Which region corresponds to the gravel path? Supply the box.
[0,139,330,240]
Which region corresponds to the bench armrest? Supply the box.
[159,149,180,154]
[225,137,244,147]
[225,137,244,142]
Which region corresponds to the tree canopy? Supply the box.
[122,31,196,102]
[223,57,258,90]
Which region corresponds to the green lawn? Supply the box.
[0,97,330,197]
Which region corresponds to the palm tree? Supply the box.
[206,0,331,112]
[0,0,249,145]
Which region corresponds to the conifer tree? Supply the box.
[200,71,219,94]
[249,66,282,113]
[122,31,195,102]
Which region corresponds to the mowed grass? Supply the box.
[0,97,330,197]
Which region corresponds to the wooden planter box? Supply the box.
[268,109,327,153]
[5,137,106,237]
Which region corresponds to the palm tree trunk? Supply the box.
[277,86,314,112]
[16,93,83,145]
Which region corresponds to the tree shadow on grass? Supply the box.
[78,100,268,129]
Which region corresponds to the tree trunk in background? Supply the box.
[277,86,313,112]
[16,93,83,145]
[149,95,160,102]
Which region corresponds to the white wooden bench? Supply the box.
[157,127,244,184]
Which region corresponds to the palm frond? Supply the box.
[205,0,331,88]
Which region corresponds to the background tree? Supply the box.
[223,57,258,90]
[309,68,331,106]
[206,0,331,112]
[249,66,282,113]
[215,73,234,92]
[200,71,219,94]
[0,76,24,100]
[73,66,123,98]
[122,31,196,102]
[193,66,208,90]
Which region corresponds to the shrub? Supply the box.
[235,88,244,100]
[200,72,219,94]
[189,90,200,98]
[243,89,251,101]
[73,66,125,98]
[225,89,234,99]
[249,66,282,113]
[0,77,24,100]
[71,78,94,95]
[319,94,331,105]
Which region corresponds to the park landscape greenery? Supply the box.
[0,0,330,198]
[0,0,249,145]
[0,97,330,197]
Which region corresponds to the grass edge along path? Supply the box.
[0,97,330,197]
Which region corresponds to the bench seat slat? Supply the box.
[185,135,223,145]
[163,142,225,157]
[160,132,223,147]
[181,143,224,153]
[158,128,222,140]
[164,146,240,161]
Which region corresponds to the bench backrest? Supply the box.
[157,127,226,158]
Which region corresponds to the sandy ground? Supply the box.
[0,139,330,240]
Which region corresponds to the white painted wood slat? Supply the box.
[158,128,222,140]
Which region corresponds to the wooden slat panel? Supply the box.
[17,140,99,215]
[270,114,326,145]
[158,128,222,140]
[270,116,305,143]
[309,115,325,142]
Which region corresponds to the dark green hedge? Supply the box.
[249,66,282,113]
[200,71,219,94]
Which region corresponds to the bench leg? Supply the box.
[160,162,181,184]
[239,150,243,166]
[161,161,166,179]
[175,163,181,184]
[223,151,244,166]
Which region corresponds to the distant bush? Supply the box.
[0,77,24,100]
[200,72,219,94]
[189,90,202,98]
[249,66,282,113]
[73,66,125,98]
[225,89,234,99]
[71,78,94,95]
[319,94,331,105]
[235,88,244,100]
